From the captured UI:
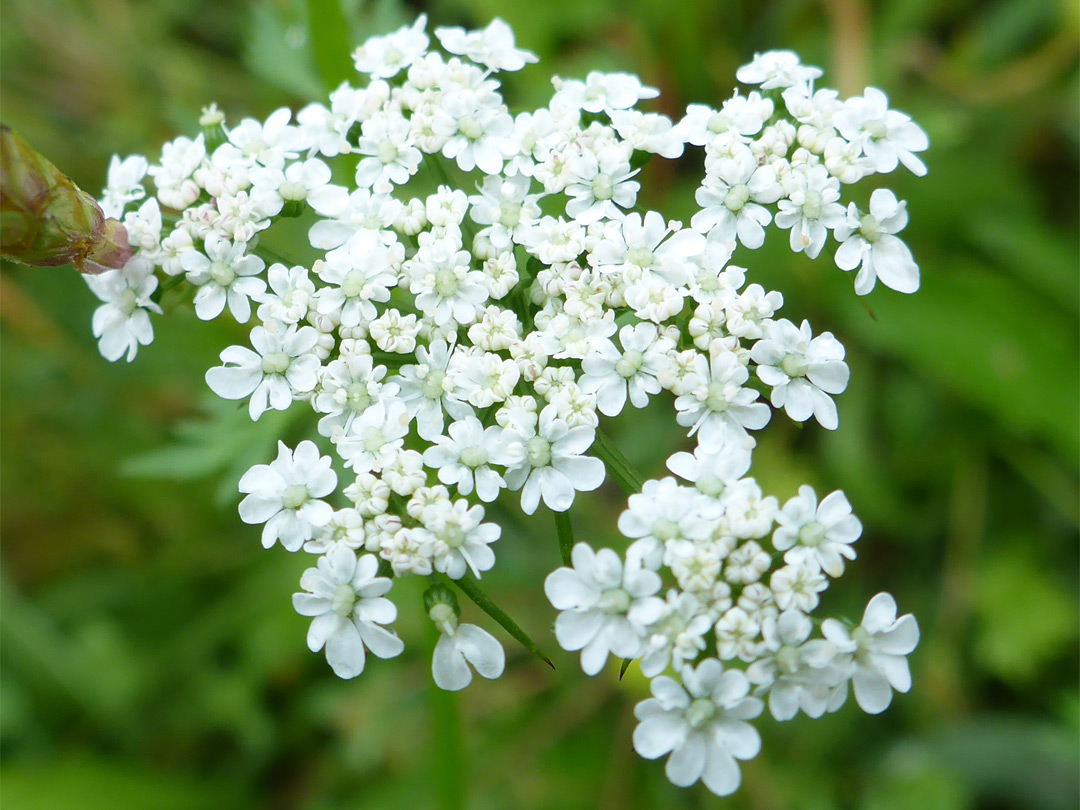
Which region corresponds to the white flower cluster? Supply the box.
[87,19,925,797]
[545,437,919,795]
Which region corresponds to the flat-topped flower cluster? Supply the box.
[87,16,924,798]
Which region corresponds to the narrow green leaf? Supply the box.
[306,0,354,92]
[619,658,632,680]
[553,509,574,566]
[452,573,554,669]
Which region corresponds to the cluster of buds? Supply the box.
[87,17,924,797]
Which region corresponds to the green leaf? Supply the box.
[306,0,355,93]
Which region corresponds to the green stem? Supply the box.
[591,427,645,494]
[452,573,554,669]
[553,509,574,566]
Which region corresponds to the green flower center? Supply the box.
[331,583,356,617]
[724,184,750,212]
[598,587,632,614]
[460,445,488,469]
[615,350,644,379]
[281,484,309,510]
[525,435,552,468]
[209,260,235,287]
[685,697,716,729]
[591,173,614,201]
[261,351,291,375]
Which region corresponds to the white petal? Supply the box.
[554,609,604,651]
[852,668,893,714]
[665,734,706,787]
[432,635,472,691]
[632,712,687,759]
[700,746,742,796]
[455,624,505,680]
[325,622,367,678]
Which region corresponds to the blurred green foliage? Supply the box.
[1,1,1077,808]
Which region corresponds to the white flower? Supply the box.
[440,94,517,175]
[834,188,920,295]
[544,543,665,675]
[617,477,716,565]
[85,257,161,363]
[678,93,773,145]
[724,282,783,340]
[354,114,422,191]
[313,234,399,328]
[774,164,846,258]
[369,308,421,353]
[256,264,316,325]
[423,416,524,501]
[822,592,919,714]
[714,606,761,661]
[692,146,782,249]
[503,404,606,514]
[751,318,849,430]
[307,186,402,256]
[429,604,506,691]
[639,591,715,677]
[579,323,674,416]
[736,50,822,91]
[250,157,332,216]
[772,486,861,577]
[227,107,301,169]
[674,346,771,444]
[180,233,266,322]
[409,241,489,326]
[205,323,321,420]
[632,658,763,796]
[435,18,538,72]
[100,153,148,219]
[238,440,336,551]
[833,87,929,176]
[665,435,753,498]
[352,14,430,79]
[149,134,204,209]
[336,398,411,472]
[314,344,397,437]
[422,499,501,579]
[769,560,828,612]
[745,610,843,720]
[589,210,705,287]
[467,173,543,249]
[565,143,639,224]
[390,340,472,440]
[304,508,366,555]
[292,547,404,678]
[552,71,659,115]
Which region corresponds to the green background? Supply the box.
[2,1,1077,808]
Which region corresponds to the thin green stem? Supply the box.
[452,573,554,669]
[591,427,645,494]
[553,509,574,566]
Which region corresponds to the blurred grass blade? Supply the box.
[554,510,574,566]
[306,0,355,92]
[453,573,554,669]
